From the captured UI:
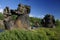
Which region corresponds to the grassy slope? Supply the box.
[0,28,57,40]
[53,26,60,40]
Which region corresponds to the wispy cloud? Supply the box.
[37,15,44,18]
[0,5,3,13]
[29,14,44,18]
[0,8,3,13]
[29,14,34,17]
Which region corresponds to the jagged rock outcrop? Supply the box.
[41,14,55,28]
[3,4,31,30]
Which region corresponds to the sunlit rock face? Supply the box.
[14,4,31,29]
[3,4,31,30]
[15,14,30,29]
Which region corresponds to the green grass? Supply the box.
[0,28,57,40]
[53,27,60,40]
[0,22,59,40]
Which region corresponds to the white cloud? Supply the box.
[0,8,3,13]
[37,15,44,18]
[29,14,44,18]
[29,14,34,17]
[0,4,3,13]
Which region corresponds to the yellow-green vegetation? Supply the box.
[0,13,4,20]
[51,27,60,40]
[0,28,56,40]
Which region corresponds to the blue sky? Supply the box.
[0,0,60,19]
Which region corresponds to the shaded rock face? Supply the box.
[3,4,31,30]
[3,7,13,30]
[0,20,5,29]
[41,14,55,28]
